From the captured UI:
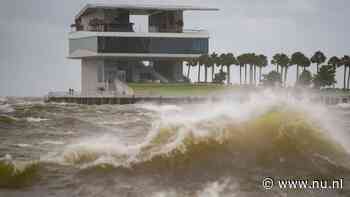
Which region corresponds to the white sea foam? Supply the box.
[0,97,7,104]
[14,144,33,148]
[337,103,350,109]
[48,89,350,168]
[197,179,232,197]
[0,154,12,161]
[40,140,65,145]
[151,179,233,197]
[26,117,49,122]
[138,104,183,113]
[151,191,177,197]
[0,104,14,113]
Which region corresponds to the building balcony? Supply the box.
[68,31,209,59]
[71,23,134,32]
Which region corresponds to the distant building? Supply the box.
[69,3,218,96]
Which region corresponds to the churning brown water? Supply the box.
[1,91,350,197]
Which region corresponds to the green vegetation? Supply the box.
[129,51,350,96]
[182,51,350,91]
[262,71,282,86]
[128,83,237,97]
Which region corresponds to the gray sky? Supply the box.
[0,0,349,96]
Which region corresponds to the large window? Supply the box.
[98,37,208,54]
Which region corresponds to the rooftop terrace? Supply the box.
[76,3,219,19]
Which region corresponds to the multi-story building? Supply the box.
[69,3,218,96]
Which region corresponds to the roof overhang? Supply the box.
[75,3,219,19]
[69,31,210,39]
[68,50,201,60]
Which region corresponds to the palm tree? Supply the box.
[279,54,290,87]
[257,54,268,84]
[253,54,259,85]
[186,58,198,80]
[224,53,238,84]
[219,53,230,83]
[237,54,246,85]
[301,56,311,71]
[198,55,206,83]
[341,56,350,90]
[271,53,290,86]
[291,52,306,83]
[328,56,341,71]
[201,54,210,83]
[210,52,219,81]
[328,56,340,88]
[247,53,257,85]
[311,51,327,73]
[271,54,280,73]
[216,54,224,82]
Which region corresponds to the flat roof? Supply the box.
[76,3,219,19]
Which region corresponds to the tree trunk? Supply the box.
[344,66,347,90]
[259,67,262,84]
[284,67,288,87]
[227,66,231,85]
[277,65,279,73]
[244,65,247,85]
[253,65,256,86]
[240,66,242,85]
[204,66,208,83]
[187,65,191,79]
[249,65,253,85]
[348,66,350,90]
[212,65,215,82]
[280,67,284,83]
[296,65,299,83]
[333,65,337,89]
[198,65,201,83]
[317,64,319,73]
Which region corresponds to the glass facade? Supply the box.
[69,37,98,54]
[97,37,208,54]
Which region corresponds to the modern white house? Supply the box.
[69,3,218,96]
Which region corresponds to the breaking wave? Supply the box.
[26,117,49,122]
[0,115,18,124]
[48,91,350,176]
[0,104,14,113]
[0,155,39,188]
[2,91,350,193]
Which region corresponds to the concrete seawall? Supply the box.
[46,96,216,105]
[46,94,350,105]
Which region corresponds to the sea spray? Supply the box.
[49,91,350,176]
[2,92,350,196]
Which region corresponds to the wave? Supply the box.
[0,104,14,113]
[39,140,65,145]
[138,104,183,113]
[26,117,49,122]
[51,107,349,176]
[0,97,7,104]
[0,115,18,124]
[151,179,231,197]
[337,103,350,109]
[13,144,33,148]
[0,155,39,188]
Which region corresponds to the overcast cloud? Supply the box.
[0,0,349,96]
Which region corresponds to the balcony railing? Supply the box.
[71,23,134,32]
